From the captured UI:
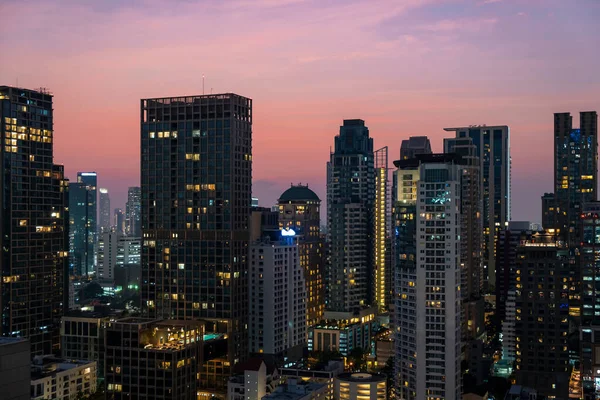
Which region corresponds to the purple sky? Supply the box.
[1,0,599,222]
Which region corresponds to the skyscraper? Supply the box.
[69,172,97,276]
[394,153,462,400]
[0,86,69,355]
[326,119,375,313]
[125,186,141,237]
[541,192,556,230]
[553,112,598,246]
[277,185,324,328]
[113,208,125,235]
[374,147,389,312]
[444,125,510,288]
[98,187,110,233]
[141,93,252,391]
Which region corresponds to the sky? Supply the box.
[1,0,599,223]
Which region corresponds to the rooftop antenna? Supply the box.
[202,75,205,95]
[211,88,213,94]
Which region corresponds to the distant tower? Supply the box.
[69,172,97,276]
[399,136,432,160]
[113,208,125,235]
[125,187,141,237]
[99,188,111,233]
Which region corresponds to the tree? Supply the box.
[348,347,367,371]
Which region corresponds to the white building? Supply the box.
[395,154,462,400]
[249,237,306,358]
[97,231,141,283]
[99,188,111,233]
[30,356,97,400]
[264,378,328,400]
[334,373,386,400]
[227,359,279,400]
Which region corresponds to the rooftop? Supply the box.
[278,184,320,202]
[263,379,326,400]
[336,372,386,383]
[31,356,95,380]
[0,337,28,346]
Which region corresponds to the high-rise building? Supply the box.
[104,318,203,400]
[277,185,324,327]
[541,193,556,230]
[125,186,141,237]
[113,207,125,234]
[97,231,141,283]
[249,236,305,360]
[444,125,510,288]
[399,136,432,160]
[99,187,110,233]
[394,154,462,400]
[326,119,375,313]
[0,86,69,356]
[553,112,598,246]
[514,231,570,399]
[141,93,252,392]
[374,147,389,312]
[69,172,97,276]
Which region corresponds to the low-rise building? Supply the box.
[308,307,377,356]
[264,378,328,400]
[227,358,279,400]
[30,356,97,400]
[0,338,30,400]
[280,360,344,399]
[504,385,537,400]
[334,372,386,400]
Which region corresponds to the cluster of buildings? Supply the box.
[0,84,598,400]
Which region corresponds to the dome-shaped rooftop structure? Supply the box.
[278,184,320,202]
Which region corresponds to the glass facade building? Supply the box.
[69,172,97,277]
[126,186,141,237]
[0,86,69,356]
[140,93,252,391]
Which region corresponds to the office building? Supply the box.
[553,112,598,246]
[399,136,432,160]
[30,356,97,400]
[249,237,306,360]
[444,125,510,287]
[0,86,69,356]
[308,307,377,356]
[97,231,141,283]
[69,172,97,276]
[125,186,141,237]
[541,193,556,230]
[502,289,516,363]
[394,154,462,400]
[334,373,386,400]
[277,184,325,327]
[0,338,30,400]
[104,318,203,400]
[326,119,375,312]
[114,207,125,234]
[99,187,111,233]
[514,231,570,399]
[141,93,252,391]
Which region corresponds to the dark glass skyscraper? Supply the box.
[326,119,374,313]
[444,125,510,288]
[554,112,598,246]
[125,186,141,237]
[99,187,110,233]
[0,86,69,355]
[69,172,97,276]
[140,93,252,391]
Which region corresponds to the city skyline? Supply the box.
[1,0,599,222]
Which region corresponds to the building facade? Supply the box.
[514,231,570,399]
[326,119,375,312]
[31,356,97,400]
[97,231,141,283]
[125,186,141,237]
[0,86,69,356]
[399,136,432,160]
[141,94,252,391]
[69,172,97,277]
[541,193,556,230]
[99,187,111,233]
[104,318,203,400]
[444,125,510,288]
[0,338,30,400]
[248,238,306,359]
[114,208,125,234]
[277,185,324,328]
[394,154,462,400]
[334,373,386,400]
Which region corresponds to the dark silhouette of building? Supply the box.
[125,186,141,237]
[0,86,69,356]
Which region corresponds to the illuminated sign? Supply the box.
[281,228,296,237]
[80,172,97,176]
